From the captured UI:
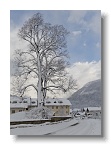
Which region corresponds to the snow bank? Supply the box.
[26,106,54,119]
[10,111,27,122]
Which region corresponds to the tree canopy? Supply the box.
[11,13,77,107]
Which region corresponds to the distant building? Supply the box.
[72,107,101,119]
[84,107,101,119]
[10,96,72,117]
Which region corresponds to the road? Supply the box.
[50,119,101,135]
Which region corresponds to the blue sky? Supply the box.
[10,10,101,64]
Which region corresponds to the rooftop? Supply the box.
[10,96,71,108]
[44,98,71,106]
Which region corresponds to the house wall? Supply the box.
[10,108,28,114]
[10,103,71,117]
[89,110,101,119]
[46,105,70,116]
[28,105,37,110]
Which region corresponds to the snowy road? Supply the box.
[10,119,101,135]
[51,119,101,135]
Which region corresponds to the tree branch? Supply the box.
[21,84,38,94]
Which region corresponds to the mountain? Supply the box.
[68,79,101,109]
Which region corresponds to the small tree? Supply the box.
[87,108,89,112]
[83,108,85,112]
[11,13,77,107]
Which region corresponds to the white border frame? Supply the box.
[0,0,110,144]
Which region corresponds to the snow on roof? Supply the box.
[44,98,71,106]
[73,107,101,112]
[10,103,28,109]
[10,96,71,108]
[10,95,22,102]
[73,108,81,112]
[84,107,101,111]
[10,96,37,105]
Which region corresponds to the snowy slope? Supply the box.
[68,79,101,108]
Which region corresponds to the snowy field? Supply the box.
[10,118,101,136]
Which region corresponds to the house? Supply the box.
[44,98,71,116]
[10,103,28,114]
[84,107,101,118]
[10,96,29,114]
[10,96,72,117]
[72,107,101,119]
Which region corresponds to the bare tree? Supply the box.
[12,13,77,107]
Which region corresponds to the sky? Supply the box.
[10,10,101,97]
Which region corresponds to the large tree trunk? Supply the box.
[37,54,43,107]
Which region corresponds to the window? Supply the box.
[52,106,54,109]
[96,113,98,116]
[19,110,22,112]
[66,111,68,114]
[56,106,58,109]
[13,101,17,103]
[58,101,63,103]
[12,110,15,113]
[46,101,51,104]
[23,101,27,103]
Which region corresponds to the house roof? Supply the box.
[44,98,71,106]
[73,107,101,112]
[84,107,101,111]
[10,103,28,109]
[10,95,71,109]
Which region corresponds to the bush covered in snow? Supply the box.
[26,106,54,120]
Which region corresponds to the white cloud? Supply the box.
[83,42,86,47]
[66,61,101,89]
[72,30,82,36]
[10,25,28,58]
[68,10,101,35]
[89,12,101,35]
[53,60,101,98]
[68,10,87,24]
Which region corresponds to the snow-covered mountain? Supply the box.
[68,79,101,109]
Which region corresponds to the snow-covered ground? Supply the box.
[10,118,101,135]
